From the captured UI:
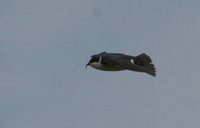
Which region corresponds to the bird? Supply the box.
[86,52,156,77]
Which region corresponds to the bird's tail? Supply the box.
[130,53,156,77]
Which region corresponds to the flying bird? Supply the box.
[86,52,156,77]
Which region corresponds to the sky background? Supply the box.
[1,0,200,128]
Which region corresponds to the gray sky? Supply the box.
[1,0,200,128]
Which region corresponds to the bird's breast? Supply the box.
[90,62,125,71]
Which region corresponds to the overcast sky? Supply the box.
[1,0,200,128]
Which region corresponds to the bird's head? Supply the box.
[86,55,102,68]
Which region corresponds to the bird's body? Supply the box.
[86,52,156,77]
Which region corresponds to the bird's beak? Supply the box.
[85,63,90,68]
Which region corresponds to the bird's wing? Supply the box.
[101,53,134,66]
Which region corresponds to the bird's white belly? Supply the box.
[90,62,124,71]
